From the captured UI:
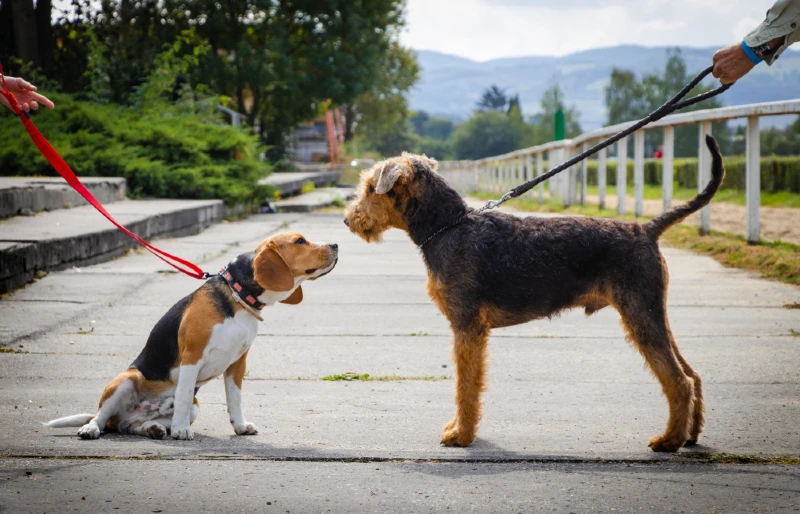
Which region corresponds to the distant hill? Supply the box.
[409,46,800,130]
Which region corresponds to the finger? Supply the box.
[21,102,30,112]
[711,66,721,78]
[31,92,54,109]
[30,100,39,111]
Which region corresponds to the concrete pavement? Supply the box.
[1,210,798,512]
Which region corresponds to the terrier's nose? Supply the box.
[343,218,349,227]
[329,243,338,251]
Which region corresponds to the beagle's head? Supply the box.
[252,232,338,305]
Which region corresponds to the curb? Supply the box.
[0,200,224,294]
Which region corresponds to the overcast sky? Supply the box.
[400,0,794,61]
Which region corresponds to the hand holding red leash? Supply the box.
[0,62,211,280]
[0,75,54,113]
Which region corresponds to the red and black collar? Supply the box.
[219,265,266,311]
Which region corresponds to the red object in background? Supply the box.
[653,146,664,159]
[0,63,209,280]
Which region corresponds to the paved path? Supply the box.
[1,210,798,512]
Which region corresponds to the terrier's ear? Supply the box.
[375,161,412,195]
[403,152,438,172]
[279,285,303,305]
[253,242,294,292]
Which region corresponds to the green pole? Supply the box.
[554,108,565,141]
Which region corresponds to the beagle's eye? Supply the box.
[295,237,307,245]
[368,184,375,194]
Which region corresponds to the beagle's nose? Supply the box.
[343,218,349,227]
[329,243,338,251]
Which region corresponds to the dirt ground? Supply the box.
[585,194,800,245]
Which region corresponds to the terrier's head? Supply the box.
[343,153,439,242]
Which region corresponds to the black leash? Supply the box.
[420,65,731,248]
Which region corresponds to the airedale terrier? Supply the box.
[344,135,726,452]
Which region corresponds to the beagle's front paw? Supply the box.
[171,425,194,440]
[77,422,101,440]
[233,422,259,436]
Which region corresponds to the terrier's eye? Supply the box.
[295,238,307,245]
[368,185,375,194]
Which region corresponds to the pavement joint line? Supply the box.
[1,454,797,465]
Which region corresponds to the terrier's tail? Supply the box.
[645,135,725,239]
[41,413,95,428]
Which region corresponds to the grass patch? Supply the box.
[584,185,800,208]
[679,452,800,465]
[0,347,30,354]
[322,372,449,381]
[301,180,316,194]
[790,329,800,337]
[660,225,800,286]
[471,192,800,287]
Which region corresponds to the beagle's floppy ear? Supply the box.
[279,285,303,305]
[253,242,294,292]
[375,160,412,195]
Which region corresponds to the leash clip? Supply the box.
[485,192,512,210]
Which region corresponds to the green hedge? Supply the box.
[585,156,800,193]
[0,94,273,206]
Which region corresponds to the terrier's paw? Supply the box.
[171,425,194,440]
[440,426,475,447]
[648,434,684,452]
[147,423,168,440]
[442,417,457,432]
[77,422,101,440]
[233,422,259,436]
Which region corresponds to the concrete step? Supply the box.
[0,177,126,219]
[0,198,223,294]
[274,187,355,213]
[260,171,341,197]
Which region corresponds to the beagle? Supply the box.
[43,232,338,440]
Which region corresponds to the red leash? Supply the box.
[0,64,211,279]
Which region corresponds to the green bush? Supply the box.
[0,94,273,206]
[585,156,800,193]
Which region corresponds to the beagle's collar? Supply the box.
[219,265,267,312]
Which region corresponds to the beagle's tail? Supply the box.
[41,413,95,428]
[645,135,725,239]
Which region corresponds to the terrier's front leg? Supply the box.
[441,323,489,447]
[224,352,258,435]
[171,363,200,440]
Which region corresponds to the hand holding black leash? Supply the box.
[420,65,731,248]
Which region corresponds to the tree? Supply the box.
[345,42,420,157]
[450,111,524,160]
[476,85,508,111]
[604,48,729,157]
[528,82,581,145]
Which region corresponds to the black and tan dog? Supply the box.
[43,232,337,440]
[344,135,725,452]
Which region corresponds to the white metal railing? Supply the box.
[437,99,800,243]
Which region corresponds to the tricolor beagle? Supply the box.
[43,232,338,440]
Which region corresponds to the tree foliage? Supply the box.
[605,48,729,157]
[476,85,508,111]
[0,0,411,159]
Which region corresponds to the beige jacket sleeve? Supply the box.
[744,0,800,65]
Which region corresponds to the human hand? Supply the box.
[0,76,55,113]
[712,43,756,85]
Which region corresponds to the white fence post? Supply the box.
[698,121,713,235]
[537,152,544,204]
[617,137,627,215]
[662,126,674,212]
[597,146,607,210]
[580,142,588,206]
[746,116,761,243]
[634,130,645,217]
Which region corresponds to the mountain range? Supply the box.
[409,46,800,130]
